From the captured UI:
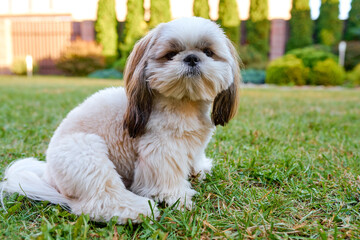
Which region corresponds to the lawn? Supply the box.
[0,76,360,239]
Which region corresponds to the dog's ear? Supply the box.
[212,39,241,126]
[123,27,161,138]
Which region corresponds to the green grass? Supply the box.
[1,76,360,239]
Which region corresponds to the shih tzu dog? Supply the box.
[1,17,240,224]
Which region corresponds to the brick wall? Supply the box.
[269,19,289,60]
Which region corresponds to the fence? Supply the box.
[0,15,288,75]
[0,14,97,74]
[12,17,72,74]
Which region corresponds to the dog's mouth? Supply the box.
[183,66,201,78]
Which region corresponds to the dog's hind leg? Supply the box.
[45,133,159,224]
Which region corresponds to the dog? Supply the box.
[1,17,240,224]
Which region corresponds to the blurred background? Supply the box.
[0,0,359,86]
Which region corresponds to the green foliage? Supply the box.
[2,77,360,238]
[316,0,343,46]
[56,40,105,76]
[266,55,309,85]
[241,69,266,84]
[239,45,268,70]
[148,0,171,29]
[267,47,344,86]
[193,0,210,19]
[95,0,118,64]
[246,0,270,58]
[11,57,39,75]
[88,68,123,79]
[345,0,360,40]
[286,0,313,51]
[309,58,345,85]
[112,57,127,73]
[287,46,338,68]
[118,0,147,66]
[344,41,360,70]
[218,0,240,46]
[346,63,360,86]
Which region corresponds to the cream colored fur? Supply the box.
[1,17,240,224]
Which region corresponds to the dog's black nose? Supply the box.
[184,54,200,67]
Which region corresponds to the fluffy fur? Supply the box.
[1,17,240,224]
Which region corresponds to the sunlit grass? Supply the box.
[1,76,359,239]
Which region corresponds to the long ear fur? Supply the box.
[212,39,241,126]
[123,27,161,138]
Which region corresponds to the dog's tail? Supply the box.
[1,158,70,209]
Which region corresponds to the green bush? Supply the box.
[266,55,309,85]
[239,45,268,70]
[218,0,240,46]
[88,68,123,79]
[346,63,360,86]
[148,0,171,29]
[344,0,360,40]
[246,0,270,58]
[241,69,266,84]
[119,0,147,67]
[112,58,127,73]
[193,0,210,19]
[56,40,105,76]
[267,47,346,86]
[11,57,39,75]
[315,0,342,46]
[286,0,313,51]
[95,0,118,65]
[287,46,337,68]
[309,59,345,86]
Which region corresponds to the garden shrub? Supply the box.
[239,45,268,70]
[56,40,105,76]
[88,68,123,79]
[287,47,337,68]
[118,0,147,69]
[112,58,127,73]
[315,0,342,46]
[286,0,313,51]
[266,55,309,85]
[11,57,39,75]
[193,0,210,19]
[346,63,360,86]
[246,0,270,58]
[309,59,345,86]
[241,69,266,84]
[148,0,171,29]
[218,0,240,46]
[344,0,360,40]
[95,0,118,65]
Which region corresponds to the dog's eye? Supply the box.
[165,52,178,60]
[203,48,214,57]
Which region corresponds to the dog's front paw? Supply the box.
[192,157,213,180]
[154,188,197,210]
[117,198,160,224]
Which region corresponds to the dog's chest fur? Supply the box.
[108,96,214,187]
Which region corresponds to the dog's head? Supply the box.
[123,17,240,138]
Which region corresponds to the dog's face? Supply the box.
[146,18,237,101]
[123,17,240,138]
